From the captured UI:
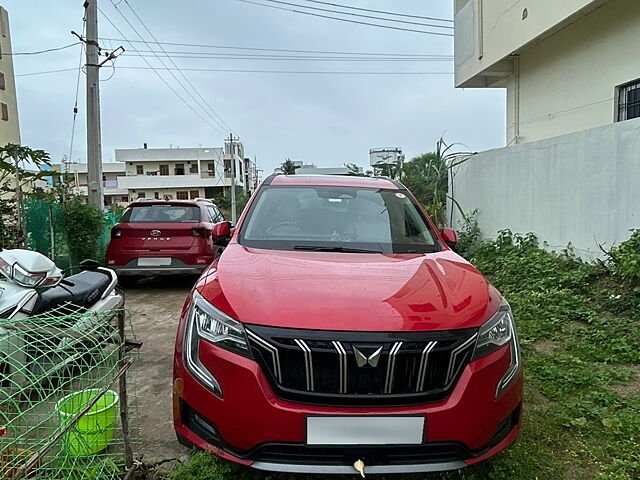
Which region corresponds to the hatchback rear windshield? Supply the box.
[121,205,201,223]
[239,186,440,254]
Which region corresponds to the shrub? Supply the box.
[455,209,481,258]
[60,198,106,265]
[169,452,260,480]
[608,229,640,284]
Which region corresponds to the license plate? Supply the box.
[137,257,171,267]
[306,416,424,446]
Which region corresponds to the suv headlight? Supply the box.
[183,291,251,397]
[472,299,521,398]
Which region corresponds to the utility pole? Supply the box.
[229,133,237,224]
[85,0,104,210]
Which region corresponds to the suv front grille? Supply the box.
[246,326,478,406]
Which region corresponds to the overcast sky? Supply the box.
[6,0,505,176]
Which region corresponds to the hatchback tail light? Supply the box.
[192,227,211,238]
[111,227,122,239]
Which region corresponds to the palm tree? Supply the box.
[277,159,299,175]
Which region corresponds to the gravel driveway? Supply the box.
[125,277,195,464]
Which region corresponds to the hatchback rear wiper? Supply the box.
[293,245,383,254]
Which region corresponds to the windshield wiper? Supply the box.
[293,245,383,254]
[405,247,439,254]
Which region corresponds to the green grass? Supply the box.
[158,231,640,480]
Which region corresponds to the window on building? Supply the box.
[1,103,7,121]
[121,196,129,203]
[137,192,146,199]
[154,191,160,199]
[189,190,199,199]
[190,163,198,174]
[176,191,189,200]
[104,196,113,206]
[618,79,640,122]
[159,164,169,176]
[224,159,232,177]
[175,164,185,175]
[0,72,5,90]
[136,165,143,175]
[207,162,215,175]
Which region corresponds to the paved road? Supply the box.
[125,277,195,464]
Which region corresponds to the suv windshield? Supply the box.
[122,205,201,223]
[240,186,439,253]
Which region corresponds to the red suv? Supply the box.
[173,175,522,475]
[106,199,227,281]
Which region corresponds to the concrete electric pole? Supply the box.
[229,133,237,224]
[85,0,104,210]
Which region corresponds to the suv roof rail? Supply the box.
[193,198,213,204]
[135,198,153,202]
[372,176,406,190]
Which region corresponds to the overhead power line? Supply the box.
[233,0,453,36]
[120,0,235,135]
[254,0,453,29]
[109,1,228,134]
[16,66,454,76]
[97,6,227,136]
[3,42,81,55]
[123,51,453,62]
[298,0,454,22]
[15,68,80,77]
[69,19,86,165]
[118,66,454,75]
[99,37,450,57]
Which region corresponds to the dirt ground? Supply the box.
[125,277,196,464]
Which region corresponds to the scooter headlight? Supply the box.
[11,262,61,288]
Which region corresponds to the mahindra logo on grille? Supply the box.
[150,230,162,237]
[353,346,383,368]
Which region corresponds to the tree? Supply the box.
[0,144,52,247]
[277,159,300,175]
[344,163,372,177]
[401,138,474,228]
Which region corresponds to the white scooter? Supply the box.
[0,248,124,391]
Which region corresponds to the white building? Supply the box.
[0,5,20,147]
[455,0,640,144]
[53,143,255,207]
[451,0,640,257]
[52,162,129,206]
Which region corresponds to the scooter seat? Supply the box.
[28,271,113,316]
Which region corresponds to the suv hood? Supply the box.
[198,245,500,332]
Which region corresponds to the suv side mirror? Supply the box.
[441,228,458,246]
[212,221,232,245]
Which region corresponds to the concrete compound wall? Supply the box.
[448,117,640,258]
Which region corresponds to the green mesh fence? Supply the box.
[18,199,123,267]
[0,306,139,479]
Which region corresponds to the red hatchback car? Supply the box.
[173,175,522,475]
[106,199,227,281]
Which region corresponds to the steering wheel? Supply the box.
[266,221,304,235]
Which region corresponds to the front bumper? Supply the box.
[173,340,523,474]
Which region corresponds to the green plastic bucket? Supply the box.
[55,389,119,457]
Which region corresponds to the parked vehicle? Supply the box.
[0,248,124,389]
[173,174,522,475]
[105,199,226,282]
